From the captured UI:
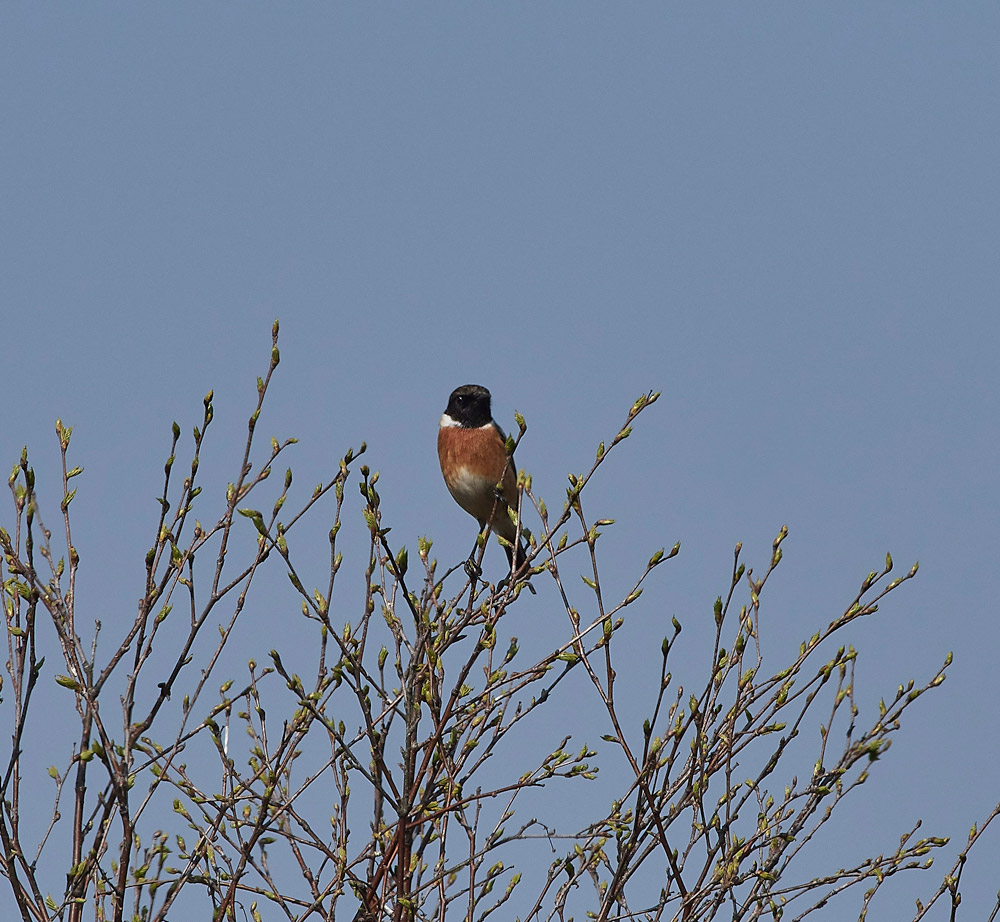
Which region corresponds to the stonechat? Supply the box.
[438,384,528,576]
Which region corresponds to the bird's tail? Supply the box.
[504,539,528,575]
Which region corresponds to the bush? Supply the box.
[1,322,995,922]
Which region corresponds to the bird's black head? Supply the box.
[444,384,493,428]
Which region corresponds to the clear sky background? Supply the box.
[2,4,998,919]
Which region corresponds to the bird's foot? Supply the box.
[464,557,483,580]
[498,571,536,595]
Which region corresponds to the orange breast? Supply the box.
[438,424,518,540]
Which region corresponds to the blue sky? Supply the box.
[2,4,998,918]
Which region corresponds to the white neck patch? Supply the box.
[440,413,494,430]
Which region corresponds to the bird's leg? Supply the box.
[464,530,486,580]
[498,556,536,595]
[463,556,482,580]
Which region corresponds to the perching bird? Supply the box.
[437,384,528,575]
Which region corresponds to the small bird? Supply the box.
[438,384,528,576]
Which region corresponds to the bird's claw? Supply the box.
[498,570,536,595]
[464,557,483,580]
